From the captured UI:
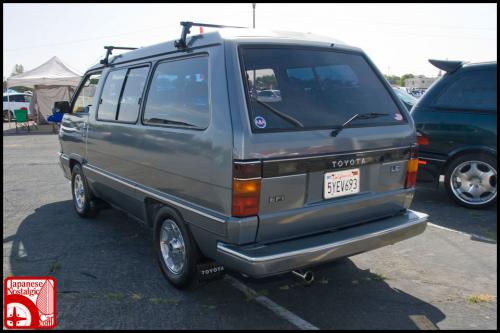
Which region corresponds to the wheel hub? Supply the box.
[159,220,186,275]
[73,174,85,210]
[450,160,497,205]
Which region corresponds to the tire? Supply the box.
[71,164,98,217]
[154,207,200,289]
[444,153,497,209]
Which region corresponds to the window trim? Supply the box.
[70,70,102,114]
[237,44,408,134]
[96,63,151,124]
[431,68,496,112]
[140,52,211,131]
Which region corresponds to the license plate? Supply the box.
[324,168,360,199]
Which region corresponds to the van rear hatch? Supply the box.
[234,46,417,243]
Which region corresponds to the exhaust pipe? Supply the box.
[292,270,314,285]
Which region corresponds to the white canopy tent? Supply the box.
[6,56,82,124]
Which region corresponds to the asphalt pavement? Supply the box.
[3,128,497,329]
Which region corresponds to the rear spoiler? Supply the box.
[428,59,463,73]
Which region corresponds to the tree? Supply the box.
[6,66,32,93]
[255,75,278,90]
[399,74,414,87]
[384,74,401,85]
[11,64,24,76]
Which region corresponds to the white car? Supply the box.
[257,89,282,103]
[3,91,32,121]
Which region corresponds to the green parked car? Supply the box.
[411,59,497,209]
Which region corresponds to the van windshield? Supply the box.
[240,47,405,132]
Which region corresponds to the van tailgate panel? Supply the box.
[256,146,413,243]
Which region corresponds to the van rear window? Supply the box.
[240,47,405,132]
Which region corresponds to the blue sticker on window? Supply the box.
[254,116,267,129]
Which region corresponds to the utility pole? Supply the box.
[252,3,256,28]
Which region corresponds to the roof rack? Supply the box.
[428,59,463,73]
[174,21,247,49]
[100,46,138,66]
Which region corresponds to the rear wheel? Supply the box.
[445,154,497,209]
[154,207,200,289]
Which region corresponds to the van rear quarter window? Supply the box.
[143,56,210,129]
[240,47,405,132]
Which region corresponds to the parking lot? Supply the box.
[3,129,497,330]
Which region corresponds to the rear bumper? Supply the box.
[216,209,428,278]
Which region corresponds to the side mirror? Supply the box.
[53,101,71,114]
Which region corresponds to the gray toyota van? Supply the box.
[57,22,428,288]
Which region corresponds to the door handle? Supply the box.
[81,123,88,137]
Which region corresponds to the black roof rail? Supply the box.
[174,21,247,49]
[428,59,463,73]
[100,46,138,66]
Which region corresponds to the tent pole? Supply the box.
[6,83,12,128]
[35,85,40,127]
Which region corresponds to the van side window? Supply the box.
[143,56,209,129]
[117,66,149,122]
[97,69,127,120]
[434,69,497,111]
[97,66,149,122]
[72,73,102,113]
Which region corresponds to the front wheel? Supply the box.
[444,154,497,209]
[71,164,98,217]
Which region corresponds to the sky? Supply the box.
[3,3,497,80]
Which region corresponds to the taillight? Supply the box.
[232,161,262,217]
[416,130,429,145]
[405,145,419,188]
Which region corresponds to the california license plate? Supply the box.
[324,168,360,199]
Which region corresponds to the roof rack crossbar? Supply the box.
[100,46,138,66]
[174,21,247,49]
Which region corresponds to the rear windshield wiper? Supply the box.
[250,96,304,128]
[330,112,390,137]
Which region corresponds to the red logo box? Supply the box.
[4,277,56,329]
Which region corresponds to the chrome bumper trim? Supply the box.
[217,209,428,277]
